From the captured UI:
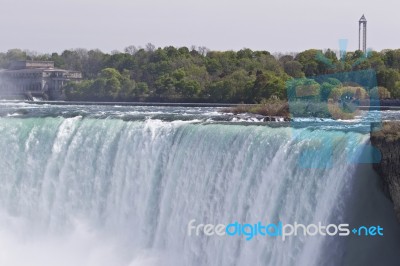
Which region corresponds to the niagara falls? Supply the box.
[2,0,400,264]
[0,103,399,266]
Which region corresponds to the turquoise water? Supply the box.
[0,103,399,266]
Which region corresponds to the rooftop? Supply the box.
[359,14,367,22]
[9,60,55,70]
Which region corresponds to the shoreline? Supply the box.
[22,101,253,108]
[6,100,399,110]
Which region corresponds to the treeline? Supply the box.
[1,46,400,102]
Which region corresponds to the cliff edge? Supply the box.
[371,122,400,222]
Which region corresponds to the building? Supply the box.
[359,15,367,53]
[0,61,82,100]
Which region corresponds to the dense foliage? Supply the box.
[1,46,400,102]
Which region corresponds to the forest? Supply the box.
[1,45,400,103]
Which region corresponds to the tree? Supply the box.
[176,80,201,97]
[369,87,391,99]
[377,69,400,97]
[61,49,85,72]
[287,78,321,101]
[136,82,149,96]
[278,55,294,65]
[250,71,286,102]
[0,49,27,68]
[39,45,400,102]
[124,45,138,55]
[146,43,156,52]
[106,77,121,99]
[237,48,253,59]
[295,49,321,76]
[284,61,304,78]
[85,49,106,78]
[207,70,255,102]
[319,78,342,101]
[383,49,400,69]
[155,75,176,97]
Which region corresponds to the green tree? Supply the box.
[284,61,304,78]
[287,78,321,101]
[377,69,400,97]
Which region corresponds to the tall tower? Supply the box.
[359,15,367,53]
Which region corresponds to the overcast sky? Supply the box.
[0,0,398,54]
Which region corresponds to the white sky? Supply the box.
[0,0,398,53]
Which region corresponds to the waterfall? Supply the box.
[0,116,398,266]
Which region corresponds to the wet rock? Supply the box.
[371,122,400,222]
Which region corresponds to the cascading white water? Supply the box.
[0,116,397,266]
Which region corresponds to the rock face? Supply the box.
[371,122,400,222]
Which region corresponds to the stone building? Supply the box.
[0,61,82,100]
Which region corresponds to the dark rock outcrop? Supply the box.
[371,122,400,222]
